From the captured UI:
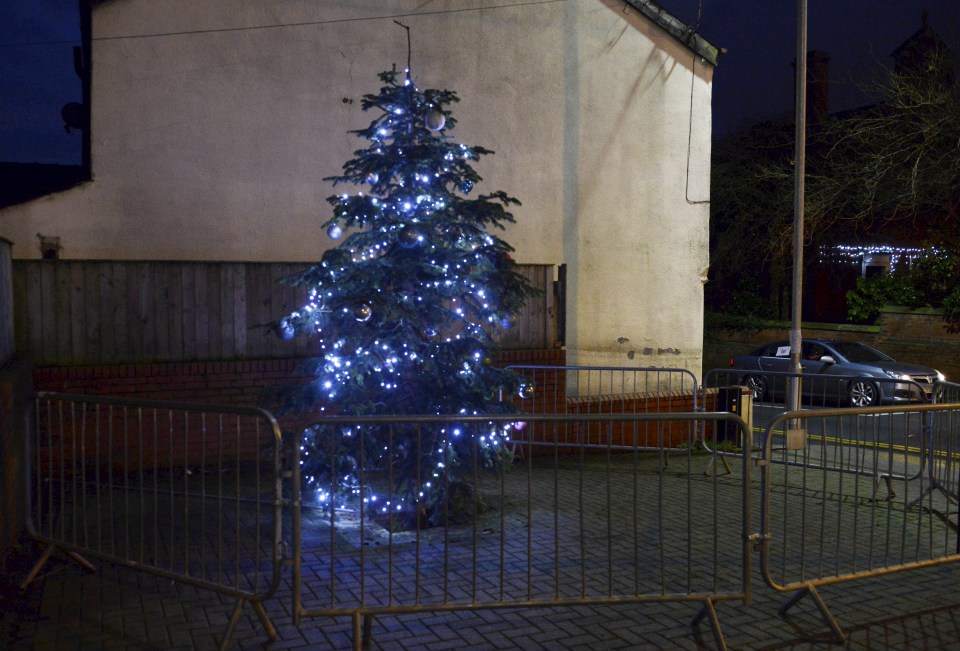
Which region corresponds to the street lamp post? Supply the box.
[788,0,808,449]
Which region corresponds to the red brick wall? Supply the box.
[33,358,305,404]
[30,349,567,429]
[511,387,725,455]
[875,309,960,380]
[509,389,737,456]
[32,402,278,474]
[568,391,700,449]
[32,351,566,405]
[27,350,740,466]
[33,359,316,465]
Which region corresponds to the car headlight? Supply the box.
[937,371,946,382]
[884,369,910,380]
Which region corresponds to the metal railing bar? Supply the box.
[23,392,285,650]
[291,410,751,651]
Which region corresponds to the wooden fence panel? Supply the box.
[13,260,557,365]
[82,263,100,362]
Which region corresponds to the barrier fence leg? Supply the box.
[691,597,728,651]
[703,454,732,477]
[350,612,364,651]
[254,601,278,641]
[66,550,96,572]
[872,474,895,501]
[362,613,374,650]
[778,584,845,645]
[19,543,56,589]
[219,598,245,651]
[20,543,96,590]
[217,598,279,651]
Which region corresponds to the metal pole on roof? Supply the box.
[787,0,807,443]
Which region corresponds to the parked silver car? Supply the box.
[729,338,945,407]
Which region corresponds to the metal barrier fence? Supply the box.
[758,404,960,643]
[504,366,701,452]
[22,392,286,651]
[21,373,960,649]
[935,380,960,405]
[914,380,960,509]
[703,368,933,473]
[291,412,752,651]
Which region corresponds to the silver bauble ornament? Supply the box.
[398,226,420,248]
[425,109,446,132]
[354,304,372,322]
[277,319,295,341]
[327,224,343,240]
[517,382,535,400]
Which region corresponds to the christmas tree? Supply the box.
[275,65,536,525]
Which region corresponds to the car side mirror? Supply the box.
[820,355,836,365]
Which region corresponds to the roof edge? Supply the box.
[625,0,721,67]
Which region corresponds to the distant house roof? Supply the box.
[891,10,952,60]
[626,0,722,66]
[890,10,954,83]
[0,163,88,210]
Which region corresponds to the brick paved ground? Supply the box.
[5,449,960,650]
[5,552,960,649]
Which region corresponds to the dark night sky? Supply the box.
[1,1,959,164]
[660,0,960,135]
[0,1,82,165]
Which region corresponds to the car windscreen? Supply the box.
[829,341,894,363]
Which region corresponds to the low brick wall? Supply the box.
[31,349,568,432]
[33,358,305,405]
[32,351,566,405]
[28,349,735,466]
[566,391,700,449]
[874,308,960,381]
[512,388,732,455]
[26,350,567,476]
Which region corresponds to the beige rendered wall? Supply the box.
[0,0,712,376]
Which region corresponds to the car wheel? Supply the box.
[849,380,879,407]
[744,375,766,401]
